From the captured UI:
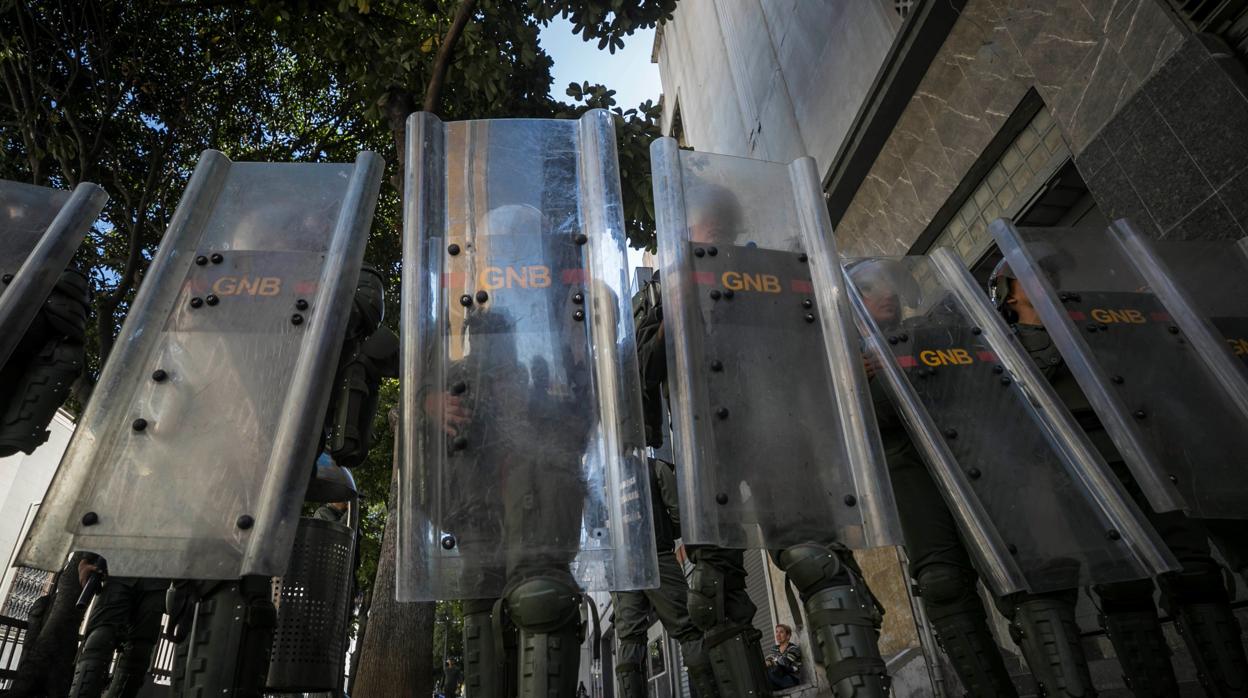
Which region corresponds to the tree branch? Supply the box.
[421,0,477,116]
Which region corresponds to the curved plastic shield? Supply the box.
[845,251,1176,596]
[398,111,657,601]
[0,180,108,367]
[19,151,384,579]
[652,138,899,550]
[991,219,1248,518]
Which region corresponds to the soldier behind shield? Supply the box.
[991,259,1248,698]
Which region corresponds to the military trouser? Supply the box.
[69,577,166,698]
[166,576,276,697]
[894,448,1103,697]
[612,551,717,698]
[1094,461,1248,698]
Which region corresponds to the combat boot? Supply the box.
[504,575,584,698]
[779,543,889,697]
[615,639,647,698]
[916,563,1016,697]
[1008,596,1095,697]
[1099,609,1178,697]
[68,625,117,698]
[1172,602,1248,697]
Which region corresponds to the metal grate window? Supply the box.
[931,107,1069,263]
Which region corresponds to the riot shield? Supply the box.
[19,151,384,579]
[397,111,657,601]
[651,138,899,550]
[0,180,108,368]
[845,250,1176,596]
[991,219,1248,519]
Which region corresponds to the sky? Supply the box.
[539,16,663,111]
[541,16,663,265]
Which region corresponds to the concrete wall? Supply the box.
[655,0,900,171]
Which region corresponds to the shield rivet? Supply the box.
[843,494,857,507]
[707,246,718,257]
[1107,529,1121,541]
[694,248,706,258]
[715,407,730,419]
[195,255,208,266]
[1169,474,1179,483]
[190,297,203,309]
[710,360,724,372]
[710,289,721,300]
[1111,375,1124,384]
[944,428,957,439]
[888,336,898,345]
[1134,410,1147,419]
[574,310,585,321]
[967,468,982,479]
[802,299,813,309]
[574,233,588,245]
[152,369,168,382]
[460,295,473,308]
[451,382,467,395]
[452,436,468,451]
[210,253,223,264]
[205,294,219,306]
[1000,376,1011,385]
[291,314,304,325]
[572,292,584,305]
[1086,323,1099,333]
[1168,325,1180,335]
[442,535,457,550]
[1007,543,1018,554]
[723,289,734,299]
[716,493,729,505]
[82,512,99,526]
[295,299,309,311]
[132,418,148,432]
[971,327,982,335]
[236,515,254,530]
[899,333,909,342]
[448,244,461,256]
[476,290,489,304]
[1,274,10,284]
[804,313,816,323]
[992,365,1004,374]
[798,253,808,263]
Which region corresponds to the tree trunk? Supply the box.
[352,411,435,695]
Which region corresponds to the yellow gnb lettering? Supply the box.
[1229,337,1248,356]
[720,271,781,293]
[478,265,552,290]
[212,276,282,296]
[919,348,974,367]
[1090,308,1146,324]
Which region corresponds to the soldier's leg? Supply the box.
[463,597,506,698]
[504,575,583,698]
[686,546,769,698]
[772,543,889,697]
[70,578,135,698]
[646,550,719,697]
[610,589,653,698]
[996,589,1095,697]
[891,452,1016,697]
[169,576,276,697]
[103,581,166,698]
[1093,578,1177,697]
[1158,517,1248,698]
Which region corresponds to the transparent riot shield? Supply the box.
[652,138,899,550]
[0,180,108,367]
[991,219,1248,519]
[19,151,384,579]
[398,111,657,601]
[845,250,1176,596]
[1124,234,1248,381]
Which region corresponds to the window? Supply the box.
[929,107,1070,265]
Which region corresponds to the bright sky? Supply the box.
[539,16,663,111]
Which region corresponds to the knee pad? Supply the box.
[78,624,120,662]
[687,564,724,632]
[915,563,978,609]
[1160,559,1234,611]
[504,576,582,633]
[777,543,844,596]
[1094,578,1158,614]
